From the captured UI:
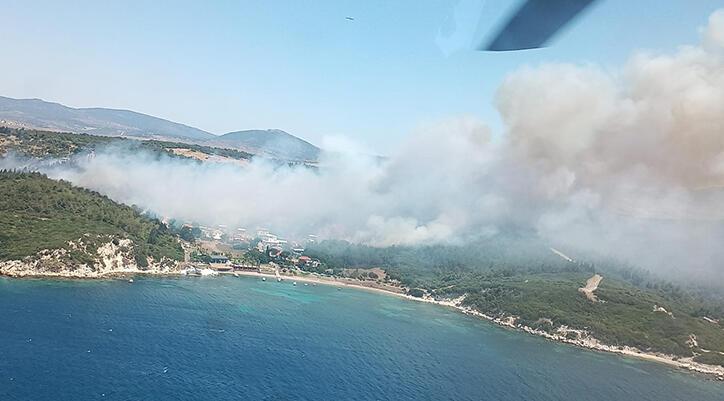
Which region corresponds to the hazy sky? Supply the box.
[0,0,721,152]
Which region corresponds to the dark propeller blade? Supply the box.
[483,0,598,51]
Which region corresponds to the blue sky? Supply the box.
[0,0,721,152]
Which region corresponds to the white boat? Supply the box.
[233,273,239,277]
[262,277,266,281]
[293,281,297,286]
[183,267,201,276]
[128,278,134,283]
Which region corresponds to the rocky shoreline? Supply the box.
[0,238,180,278]
[404,294,724,381]
[2,267,723,380]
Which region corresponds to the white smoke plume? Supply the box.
[3,10,724,284]
[493,10,724,284]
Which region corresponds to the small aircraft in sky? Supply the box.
[345,16,355,21]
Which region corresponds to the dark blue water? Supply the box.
[0,277,721,401]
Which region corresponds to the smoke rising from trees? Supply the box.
[4,10,724,284]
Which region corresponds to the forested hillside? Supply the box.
[0,127,253,161]
[0,171,182,269]
[305,240,724,364]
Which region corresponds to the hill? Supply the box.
[213,129,320,161]
[0,96,324,160]
[0,171,183,277]
[0,126,253,162]
[0,96,214,141]
[303,239,724,366]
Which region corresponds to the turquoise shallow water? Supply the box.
[0,276,721,401]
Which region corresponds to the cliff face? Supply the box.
[0,237,180,278]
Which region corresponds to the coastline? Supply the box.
[225,270,724,380]
[2,268,723,380]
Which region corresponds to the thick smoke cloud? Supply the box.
[3,10,724,284]
[494,10,724,284]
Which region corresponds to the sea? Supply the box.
[0,276,721,401]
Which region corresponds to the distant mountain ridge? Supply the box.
[0,96,321,160]
[0,96,214,141]
[213,129,320,161]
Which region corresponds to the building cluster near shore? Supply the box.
[181,223,325,274]
[169,221,391,286]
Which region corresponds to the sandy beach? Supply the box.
[222,269,407,297]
